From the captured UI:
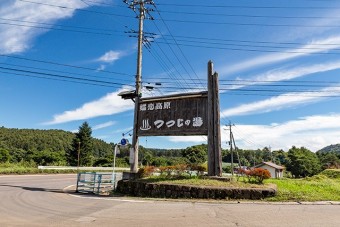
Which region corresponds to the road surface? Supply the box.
[0,174,339,227]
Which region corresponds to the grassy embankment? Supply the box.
[0,163,78,174]
[266,169,340,201]
[0,163,121,175]
[141,169,340,202]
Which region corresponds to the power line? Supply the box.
[157,38,340,52]
[0,17,124,34]
[153,5,205,89]
[17,0,133,18]
[157,9,340,20]
[163,34,340,47]
[157,3,340,10]
[0,54,131,76]
[0,70,128,88]
[0,66,132,87]
[157,17,340,28]
[0,62,135,84]
[153,41,340,55]
[147,22,199,91]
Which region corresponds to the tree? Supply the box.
[272,149,289,166]
[0,148,10,163]
[317,152,340,169]
[286,146,321,178]
[181,145,207,165]
[68,122,94,166]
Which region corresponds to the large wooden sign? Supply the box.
[137,92,208,136]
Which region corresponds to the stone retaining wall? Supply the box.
[116,180,276,200]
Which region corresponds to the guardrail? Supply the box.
[76,172,122,195]
[38,166,129,171]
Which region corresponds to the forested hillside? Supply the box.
[0,126,113,165]
[318,144,340,155]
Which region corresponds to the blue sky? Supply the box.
[1,0,340,152]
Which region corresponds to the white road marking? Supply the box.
[64,185,152,203]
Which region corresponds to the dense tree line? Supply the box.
[0,125,113,166]
[1,125,339,178]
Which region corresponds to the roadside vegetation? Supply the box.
[0,163,77,175]
[1,123,340,201]
[266,169,340,201]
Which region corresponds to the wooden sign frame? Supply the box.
[137,92,208,136]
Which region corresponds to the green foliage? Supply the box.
[68,122,94,166]
[266,175,340,201]
[181,144,207,165]
[320,169,340,179]
[286,146,321,178]
[0,163,77,175]
[0,126,113,167]
[29,150,67,166]
[316,152,340,169]
[0,148,10,163]
[93,157,112,167]
[318,144,340,155]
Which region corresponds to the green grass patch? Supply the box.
[0,164,78,175]
[140,176,271,189]
[139,171,340,202]
[0,163,122,175]
[320,169,340,179]
[265,175,340,202]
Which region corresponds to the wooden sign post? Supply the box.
[133,61,222,177]
[207,61,222,176]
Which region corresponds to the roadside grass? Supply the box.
[139,169,340,202]
[0,163,117,175]
[141,176,271,189]
[0,163,77,174]
[265,174,340,202]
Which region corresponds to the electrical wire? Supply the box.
[0,54,132,76]
[0,66,133,87]
[17,0,133,18]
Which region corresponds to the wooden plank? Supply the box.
[207,61,215,176]
[213,72,222,176]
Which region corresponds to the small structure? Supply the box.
[254,162,285,179]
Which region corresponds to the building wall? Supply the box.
[261,166,276,178]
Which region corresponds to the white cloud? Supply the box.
[227,61,340,90]
[220,36,340,76]
[93,121,116,130]
[45,87,134,125]
[168,113,340,152]
[0,0,103,54]
[221,84,340,117]
[97,50,122,63]
[168,136,207,144]
[231,114,340,152]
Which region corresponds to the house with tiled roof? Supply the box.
[254,161,285,178]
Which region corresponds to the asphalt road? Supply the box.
[0,174,339,227]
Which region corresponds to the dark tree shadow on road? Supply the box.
[0,184,65,194]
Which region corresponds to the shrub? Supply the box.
[239,168,271,184]
[250,168,271,184]
[174,164,187,176]
[137,166,156,178]
[320,169,340,179]
[189,164,207,176]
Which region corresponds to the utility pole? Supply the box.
[228,122,234,177]
[77,141,81,172]
[124,0,154,173]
